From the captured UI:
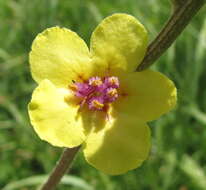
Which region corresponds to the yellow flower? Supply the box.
[28,13,177,175]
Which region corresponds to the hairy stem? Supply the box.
[137,0,205,71]
[39,146,80,190]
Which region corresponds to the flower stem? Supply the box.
[39,146,80,190]
[137,0,205,71]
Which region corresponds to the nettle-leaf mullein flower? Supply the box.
[28,14,177,175]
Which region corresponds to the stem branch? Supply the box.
[137,0,205,71]
[39,146,80,190]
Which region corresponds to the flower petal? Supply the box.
[114,70,177,122]
[83,112,151,175]
[90,13,148,76]
[30,27,92,87]
[28,79,85,147]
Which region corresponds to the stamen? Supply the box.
[107,88,118,97]
[105,76,119,88]
[105,87,118,102]
[69,75,120,112]
[93,100,104,109]
[69,83,78,91]
[72,83,92,97]
[89,97,104,110]
[89,76,103,87]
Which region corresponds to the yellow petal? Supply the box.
[114,70,177,122]
[28,79,85,147]
[30,27,92,87]
[83,112,151,175]
[90,13,148,76]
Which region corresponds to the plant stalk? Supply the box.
[39,146,80,190]
[137,0,205,71]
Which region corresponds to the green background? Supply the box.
[0,0,206,189]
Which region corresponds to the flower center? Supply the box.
[70,76,120,111]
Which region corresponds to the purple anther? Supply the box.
[88,96,104,110]
[104,87,118,103]
[88,76,103,87]
[104,76,119,88]
[74,82,93,98]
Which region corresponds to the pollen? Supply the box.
[107,88,118,98]
[69,83,78,91]
[105,76,119,88]
[109,78,117,85]
[91,99,104,110]
[89,77,103,87]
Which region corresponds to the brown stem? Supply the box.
[137,0,205,71]
[39,146,80,190]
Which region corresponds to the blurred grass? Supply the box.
[0,0,206,189]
